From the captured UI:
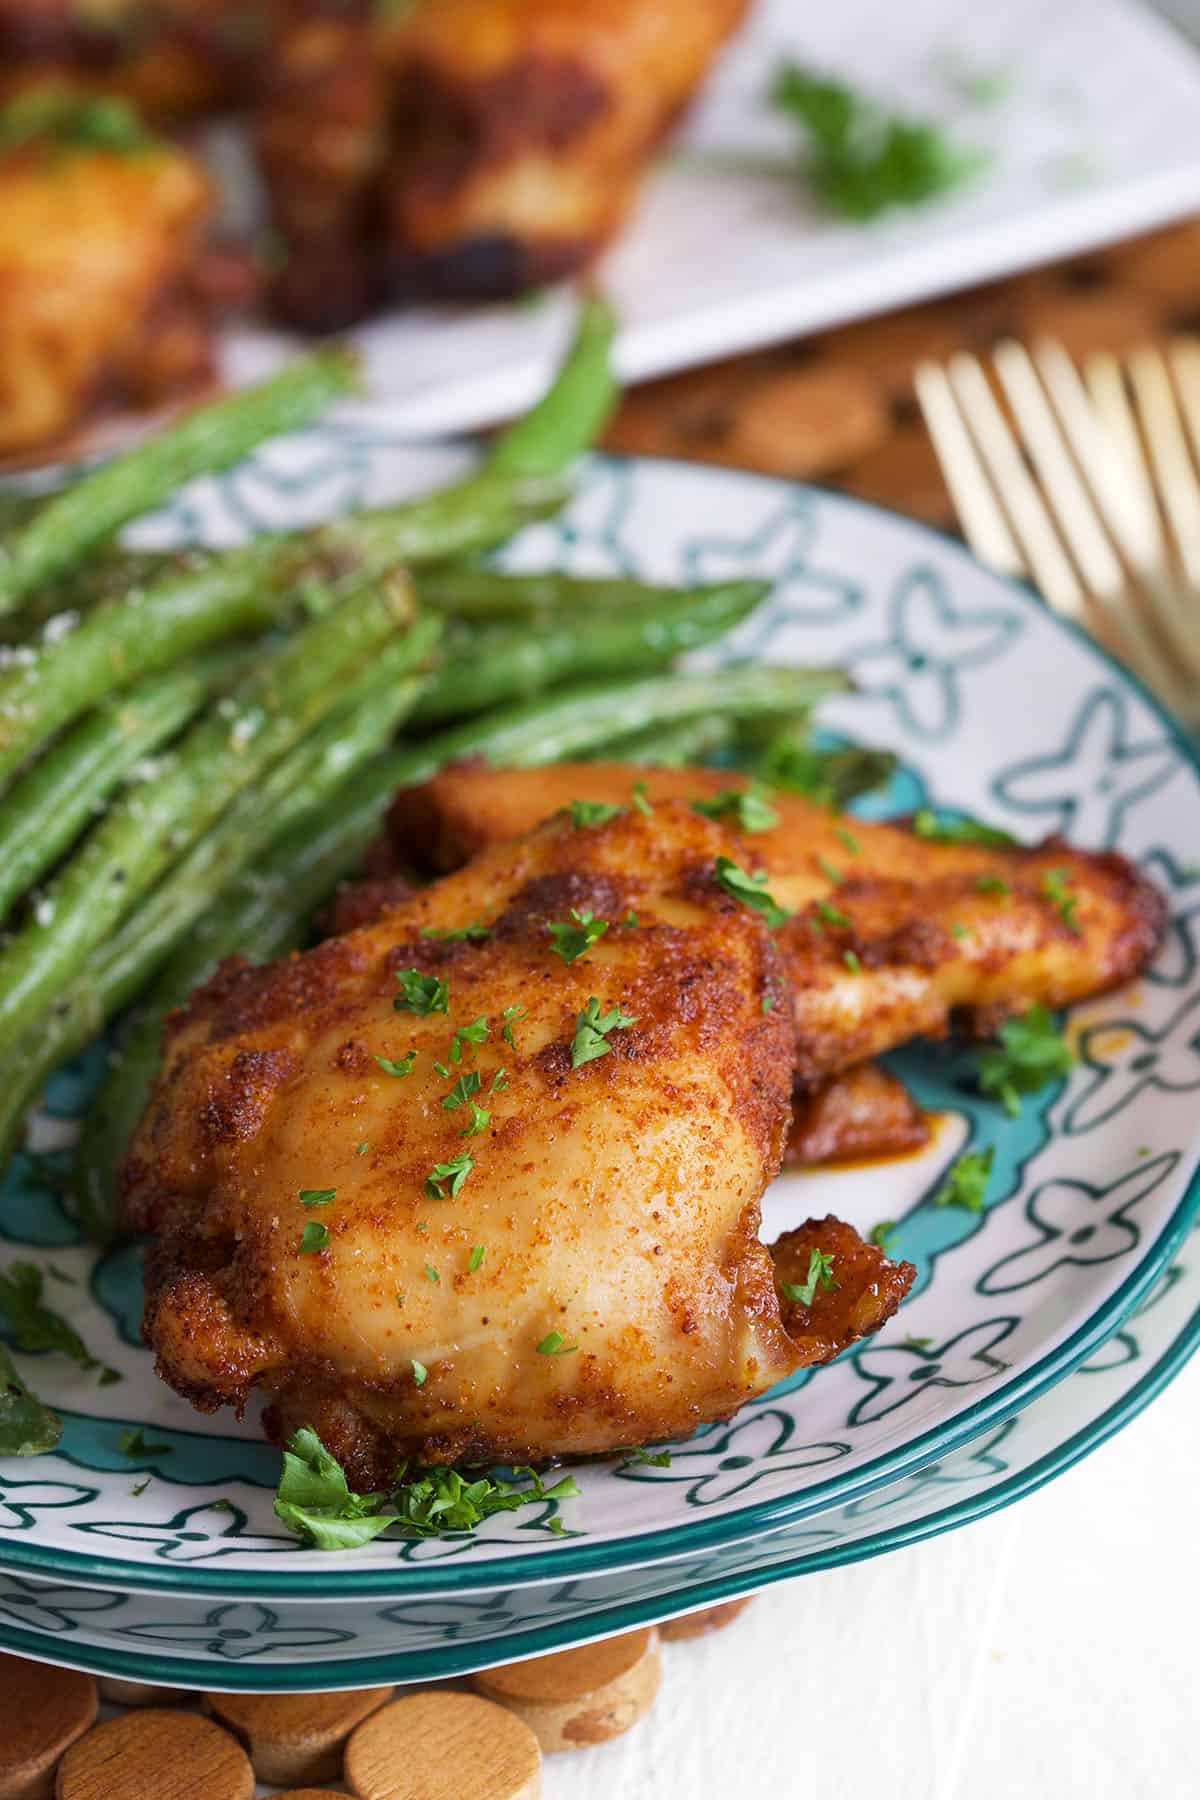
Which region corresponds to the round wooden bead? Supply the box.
[0,1654,96,1800]
[56,1709,254,1800]
[204,1685,393,1784]
[345,1691,540,1800]
[659,1597,753,1640]
[472,1628,661,1752]
[97,1678,188,1708]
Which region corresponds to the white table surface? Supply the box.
[532,1361,1197,1800]
[243,1358,1200,1798]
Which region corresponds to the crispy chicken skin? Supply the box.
[0,116,214,455]
[256,0,749,327]
[328,823,932,1171]
[387,761,1166,1082]
[0,1,267,120]
[772,1217,914,1363]
[126,801,874,1486]
[786,1064,929,1168]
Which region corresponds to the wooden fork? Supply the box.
[914,338,1200,726]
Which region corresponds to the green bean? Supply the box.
[0,547,179,648]
[417,567,751,621]
[0,474,568,789]
[0,541,286,790]
[4,659,824,1170]
[0,350,359,616]
[587,713,741,766]
[412,580,769,725]
[488,295,617,479]
[0,575,418,1060]
[70,620,440,1238]
[417,663,851,769]
[0,648,245,923]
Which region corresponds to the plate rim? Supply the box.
[2,1271,1196,1689]
[2,463,1198,1600]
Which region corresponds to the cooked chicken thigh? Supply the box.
[387,761,1165,1082]
[126,801,906,1487]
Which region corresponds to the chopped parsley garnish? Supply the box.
[714,856,791,928]
[620,1445,673,1468]
[781,1247,838,1306]
[0,1262,119,1384]
[131,1478,150,1497]
[624,910,640,927]
[299,1188,336,1209]
[975,874,1011,898]
[631,780,653,816]
[548,908,610,964]
[913,807,1016,848]
[816,899,850,928]
[433,1061,451,1078]
[0,91,159,157]
[375,1050,417,1078]
[977,1003,1073,1116]
[501,1004,526,1048]
[905,1335,933,1350]
[273,1428,582,1549]
[299,1222,330,1255]
[420,921,490,943]
[424,1264,439,1283]
[394,968,449,1016]
[762,994,775,1013]
[950,923,969,939]
[356,1141,370,1155]
[451,1017,489,1062]
[468,1245,486,1272]
[835,825,861,855]
[412,1360,428,1387]
[870,1220,898,1251]
[569,800,624,828]
[753,727,896,808]
[1041,867,1081,934]
[934,1146,994,1213]
[461,1104,491,1138]
[571,997,638,1069]
[817,855,845,886]
[536,1330,579,1356]
[424,1154,475,1200]
[490,1068,509,1093]
[843,949,861,973]
[692,786,780,833]
[442,1070,482,1110]
[0,1343,61,1456]
[770,60,986,221]
[119,1427,170,1458]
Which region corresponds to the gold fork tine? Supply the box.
[992,340,1125,600]
[991,341,1195,712]
[915,343,1199,724]
[912,362,1026,577]
[1126,345,1200,589]
[941,351,1085,613]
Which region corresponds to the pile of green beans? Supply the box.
[0,293,850,1244]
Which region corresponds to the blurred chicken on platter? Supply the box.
[257,0,752,327]
[0,92,216,456]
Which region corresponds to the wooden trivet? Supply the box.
[659,1598,754,1641]
[204,1685,394,1784]
[472,1627,661,1752]
[55,1709,253,1800]
[0,1655,96,1800]
[604,214,1200,531]
[344,1691,541,1800]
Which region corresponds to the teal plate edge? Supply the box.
[1,1283,1196,1690]
[1,468,1199,1601]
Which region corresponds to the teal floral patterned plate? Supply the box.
[1,440,1198,1682]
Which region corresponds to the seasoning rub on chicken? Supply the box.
[127,800,912,1489]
